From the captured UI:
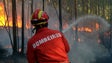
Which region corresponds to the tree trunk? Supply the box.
[3,0,13,48]
[43,0,44,11]
[30,0,33,36]
[31,0,33,14]
[59,0,62,32]
[74,0,77,18]
[74,0,78,42]
[21,0,24,54]
[12,0,18,54]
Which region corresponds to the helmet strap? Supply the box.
[32,23,48,33]
[32,27,36,33]
[32,25,43,33]
[40,25,42,28]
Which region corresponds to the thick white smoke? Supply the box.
[63,15,110,63]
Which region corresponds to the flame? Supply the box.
[0,2,22,28]
[95,23,99,31]
[72,23,100,33]
[0,2,6,26]
[72,25,93,33]
[26,22,31,29]
[17,16,22,28]
[78,27,92,32]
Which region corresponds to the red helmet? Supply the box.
[31,9,49,26]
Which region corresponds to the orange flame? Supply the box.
[0,2,6,26]
[72,23,100,33]
[78,27,92,32]
[95,23,99,30]
[26,22,31,29]
[0,2,22,28]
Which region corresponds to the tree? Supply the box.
[59,0,62,32]
[3,0,13,49]
[74,0,77,18]
[21,0,25,54]
[12,0,18,54]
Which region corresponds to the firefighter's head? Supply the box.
[31,9,49,32]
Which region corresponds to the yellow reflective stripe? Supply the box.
[37,22,47,25]
[38,11,43,19]
[33,22,47,26]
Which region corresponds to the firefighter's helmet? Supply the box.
[31,9,49,26]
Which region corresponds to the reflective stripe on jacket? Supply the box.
[27,27,70,63]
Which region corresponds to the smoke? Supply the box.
[63,15,110,63]
[63,15,110,33]
[0,28,11,46]
[40,2,111,63]
[0,0,111,63]
[0,43,8,58]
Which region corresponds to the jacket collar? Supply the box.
[36,27,49,33]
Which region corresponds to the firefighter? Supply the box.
[26,9,70,63]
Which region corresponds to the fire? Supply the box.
[95,23,99,30]
[72,23,100,33]
[0,2,6,26]
[72,26,92,32]
[17,16,22,28]
[0,2,22,28]
[26,22,31,29]
[78,27,92,32]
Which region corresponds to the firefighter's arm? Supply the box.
[61,33,70,53]
[27,41,37,63]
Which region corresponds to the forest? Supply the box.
[0,0,112,63]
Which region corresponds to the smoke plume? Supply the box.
[63,15,110,63]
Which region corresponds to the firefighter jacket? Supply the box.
[27,27,70,63]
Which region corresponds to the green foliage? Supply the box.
[58,0,112,23]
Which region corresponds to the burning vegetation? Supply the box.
[0,0,112,63]
[0,2,22,28]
